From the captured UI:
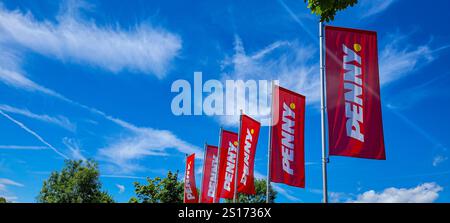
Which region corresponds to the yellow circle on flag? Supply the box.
[234,141,238,146]
[290,103,296,110]
[250,129,254,134]
[354,43,362,52]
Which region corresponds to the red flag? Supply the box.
[184,153,198,203]
[216,130,239,200]
[237,114,260,194]
[200,145,219,203]
[325,26,386,160]
[270,85,305,188]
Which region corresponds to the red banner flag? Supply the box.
[200,145,219,203]
[269,85,305,188]
[216,130,239,200]
[237,114,260,195]
[184,153,198,203]
[325,26,386,160]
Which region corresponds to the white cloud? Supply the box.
[359,0,397,18]
[271,183,301,202]
[329,191,348,203]
[0,48,66,99]
[350,182,443,203]
[0,4,181,77]
[254,170,266,180]
[62,137,87,161]
[0,178,24,193]
[98,121,203,173]
[218,36,319,126]
[432,155,448,167]
[0,104,76,132]
[0,145,48,150]
[116,184,125,194]
[0,178,23,202]
[0,178,24,188]
[379,33,449,86]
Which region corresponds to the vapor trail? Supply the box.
[0,109,68,159]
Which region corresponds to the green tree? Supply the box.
[129,170,184,203]
[304,0,358,22]
[37,159,114,203]
[0,197,8,203]
[225,179,277,203]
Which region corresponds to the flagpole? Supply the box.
[266,80,274,203]
[319,21,329,203]
[183,153,188,203]
[233,109,243,203]
[213,127,223,203]
[199,142,207,203]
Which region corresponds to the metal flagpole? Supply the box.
[266,81,274,203]
[233,109,243,203]
[319,21,329,203]
[183,153,188,203]
[199,142,207,203]
[213,127,223,203]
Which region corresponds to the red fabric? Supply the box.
[184,153,198,203]
[237,114,260,194]
[325,26,386,160]
[270,85,305,188]
[200,145,219,203]
[215,130,239,199]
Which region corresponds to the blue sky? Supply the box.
[0,0,449,203]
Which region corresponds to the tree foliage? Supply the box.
[129,170,184,203]
[226,179,277,203]
[304,0,358,22]
[37,160,114,203]
[0,197,8,203]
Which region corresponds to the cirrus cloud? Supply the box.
[0,4,181,78]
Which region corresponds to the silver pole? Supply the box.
[266,81,274,203]
[319,21,329,203]
[183,153,188,203]
[233,110,243,203]
[199,142,207,203]
[213,127,223,203]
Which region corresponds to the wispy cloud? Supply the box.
[271,183,302,202]
[62,137,87,161]
[0,3,181,77]
[432,155,448,167]
[116,184,125,194]
[349,182,442,203]
[0,178,24,196]
[0,110,68,159]
[0,178,24,202]
[98,120,203,174]
[0,178,24,189]
[218,35,319,126]
[359,0,397,18]
[0,104,76,132]
[0,48,66,99]
[385,74,446,110]
[0,145,48,150]
[379,33,449,86]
